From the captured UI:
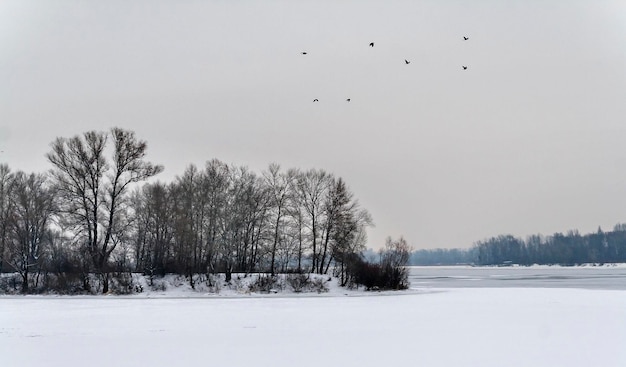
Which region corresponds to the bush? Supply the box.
[0,274,20,294]
[286,273,329,293]
[286,273,310,292]
[346,237,411,290]
[349,260,409,290]
[150,279,167,292]
[248,274,283,293]
[351,260,383,290]
[41,272,90,295]
[205,274,222,293]
[309,277,329,293]
[107,272,135,295]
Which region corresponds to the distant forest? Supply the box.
[0,128,411,294]
[410,225,626,266]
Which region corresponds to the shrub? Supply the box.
[248,274,283,293]
[205,274,222,293]
[351,260,383,290]
[149,277,168,292]
[285,273,330,293]
[107,272,135,295]
[42,272,91,295]
[286,273,310,293]
[0,274,20,294]
[310,277,329,293]
[346,237,411,290]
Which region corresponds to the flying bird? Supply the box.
[462,65,468,70]
[313,99,319,102]
[405,59,410,64]
[301,51,307,55]
[369,42,374,47]
[463,36,469,40]
[346,98,351,102]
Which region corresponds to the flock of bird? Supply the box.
[304,36,470,103]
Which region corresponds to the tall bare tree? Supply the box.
[168,164,203,287]
[0,164,14,273]
[322,178,373,276]
[224,165,268,276]
[131,182,174,278]
[295,169,331,273]
[318,177,345,274]
[201,160,230,277]
[6,171,56,292]
[264,163,296,275]
[47,128,162,293]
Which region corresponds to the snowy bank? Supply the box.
[1,272,413,298]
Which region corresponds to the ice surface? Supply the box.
[2,287,625,367]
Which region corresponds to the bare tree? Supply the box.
[46,128,162,293]
[131,182,174,279]
[276,192,308,274]
[295,169,331,273]
[169,164,204,288]
[326,178,373,283]
[218,165,246,282]
[0,164,14,273]
[380,236,411,289]
[226,166,269,275]
[285,187,307,272]
[200,159,230,278]
[6,171,56,292]
[319,177,347,274]
[263,163,296,275]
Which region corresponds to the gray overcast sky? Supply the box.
[1,1,626,250]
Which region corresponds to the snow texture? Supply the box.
[2,286,625,367]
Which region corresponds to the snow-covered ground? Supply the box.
[2,287,625,367]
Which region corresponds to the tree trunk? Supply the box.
[22,269,29,293]
[297,225,302,273]
[324,254,333,275]
[102,272,109,293]
[310,217,317,273]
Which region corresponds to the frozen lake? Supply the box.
[409,265,626,290]
[2,267,626,367]
[2,287,626,367]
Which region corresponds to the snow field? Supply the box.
[2,288,625,367]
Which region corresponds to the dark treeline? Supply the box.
[409,225,626,266]
[409,248,476,266]
[473,226,626,266]
[0,128,418,294]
